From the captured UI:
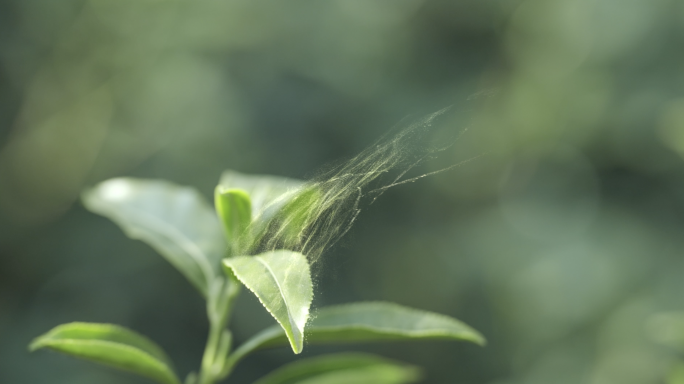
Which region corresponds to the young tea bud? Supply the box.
[214,187,252,256]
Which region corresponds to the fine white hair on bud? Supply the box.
[248,106,479,264]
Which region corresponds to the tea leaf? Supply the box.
[214,187,252,254]
[227,302,484,365]
[30,322,180,384]
[223,250,313,354]
[83,178,226,297]
[218,170,304,222]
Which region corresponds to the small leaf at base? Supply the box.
[30,322,180,384]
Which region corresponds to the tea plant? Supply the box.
[30,118,485,383]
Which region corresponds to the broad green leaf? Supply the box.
[217,170,304,222]
[30,322,180,384]
[223,250,313,354]
[301,302,485,345]
[83,178,226,297]
[253,353,420,384]
[227,302,484,366]
[214,187,252,254]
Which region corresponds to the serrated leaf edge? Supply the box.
[223,254,312,354]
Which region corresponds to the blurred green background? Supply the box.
[2,0,684,383]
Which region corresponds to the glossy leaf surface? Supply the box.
[228,302,484,365]
[253,353,419,384]
[223,250,313,354]
[30,322,180,384]
[83,178,226,297]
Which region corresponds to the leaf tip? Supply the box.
[28,325,61,352]
[472,333,487,347]
[28,338,44,352]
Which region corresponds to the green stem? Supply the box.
[198,324,222,384]
[198,275,241,384]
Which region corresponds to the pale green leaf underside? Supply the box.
[223,250,313,354]
[30,322,180,384]
[82,178,226,297]
[228,302,484,365]
[218,170,304,223]
[253,353,419,384]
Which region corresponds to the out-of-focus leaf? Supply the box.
[648,312,684,350]
[82,178,226,297]
[253,353,420,384]
[30,322,180,384]
[293,366,416,384]
[222,250,313,354]
[668,362,684,384]
[228,302,484,365]
[214,187,252,254]
[217,170,304,222]
[184,372,198,384]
